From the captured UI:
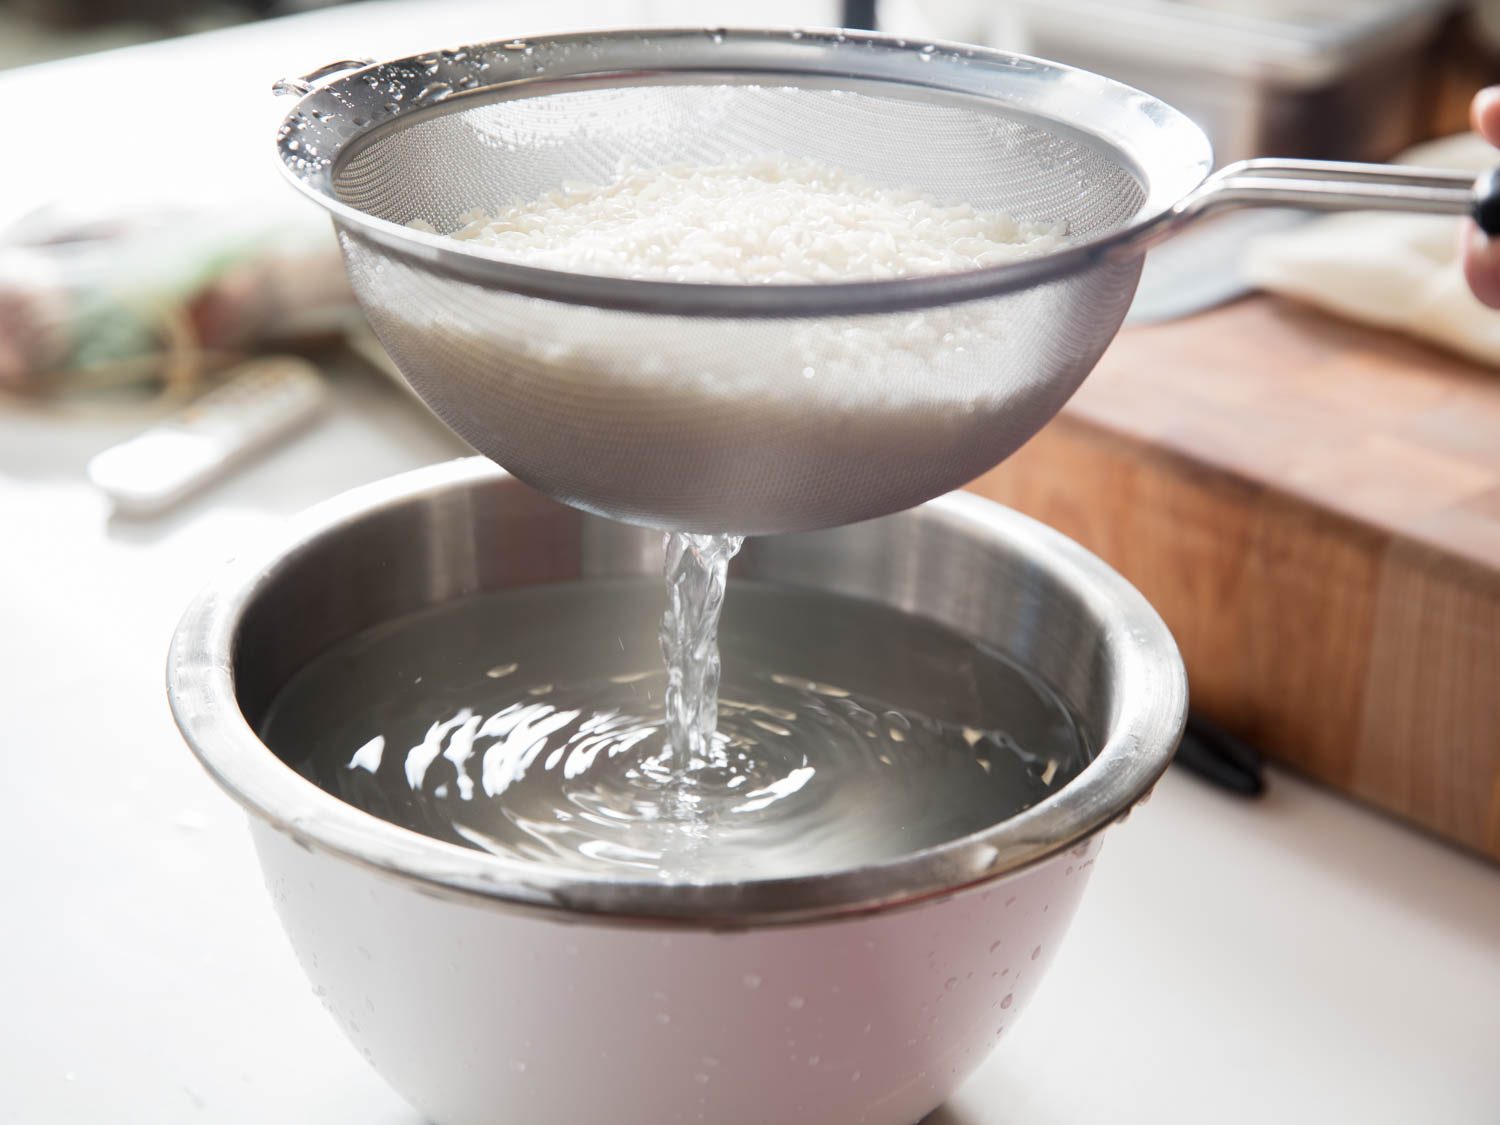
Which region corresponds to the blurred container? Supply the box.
[1427,4,1500,138]
[923,0,1456,164]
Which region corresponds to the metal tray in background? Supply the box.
[927,0,1456,164]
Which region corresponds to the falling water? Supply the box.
[658,532,744,777]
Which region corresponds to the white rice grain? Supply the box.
[444,155,1063,282]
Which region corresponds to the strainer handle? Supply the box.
[1178,158,1500,235]
[272,58,377,98]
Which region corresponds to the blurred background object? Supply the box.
[6,0,1500,161]
[0,0,253,68]
[918,0,1500,165]
[0,200,353,408]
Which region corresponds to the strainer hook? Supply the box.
[272,57,377,99]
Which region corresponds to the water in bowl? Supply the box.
[258,577,1091,882]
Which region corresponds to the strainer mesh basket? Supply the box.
[280,31,1209,532]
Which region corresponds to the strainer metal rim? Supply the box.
[274,26,1213,317]
[167,460,1187,928]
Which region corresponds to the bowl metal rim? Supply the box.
[166,459,1186,928]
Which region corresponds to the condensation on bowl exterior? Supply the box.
[256,816,1100,1125]
[259,579,1091,882]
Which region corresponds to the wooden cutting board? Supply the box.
[967,295,1500,862]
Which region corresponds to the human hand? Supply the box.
[1462,87,1500,308]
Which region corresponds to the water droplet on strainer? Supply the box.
[510,1058,528,1072]
[787,995,805,1010]
[920,44,937,56]
[743,973,761,989]
[1000,993,1014,1010]
[351,116,369,128]
[456,75,479,91]
[989,940,1002,954]
[790,29,805,40]
[1031,945,1042,961]
[502,39,527,50]
[706,29,726,44]
[418,82,453,102]
[694,1072,710,1085]
[382,102,399,114]
[944,977,958,991]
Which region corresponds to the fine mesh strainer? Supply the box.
[275,29,1499,535]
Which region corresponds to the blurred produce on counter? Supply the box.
[0,202,354,409]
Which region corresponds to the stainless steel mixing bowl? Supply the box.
[168,459,1185,1125]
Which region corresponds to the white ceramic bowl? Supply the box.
[168,459,1185,1125]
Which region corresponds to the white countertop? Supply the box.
[3,6,1500,1123]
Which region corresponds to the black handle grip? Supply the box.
[1474,166,1500,236]
[842,0,878,29]
[1173,713,1266,798]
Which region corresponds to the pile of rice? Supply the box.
[437,155,1064,283]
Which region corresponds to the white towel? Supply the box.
[1243,133,1500,369]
